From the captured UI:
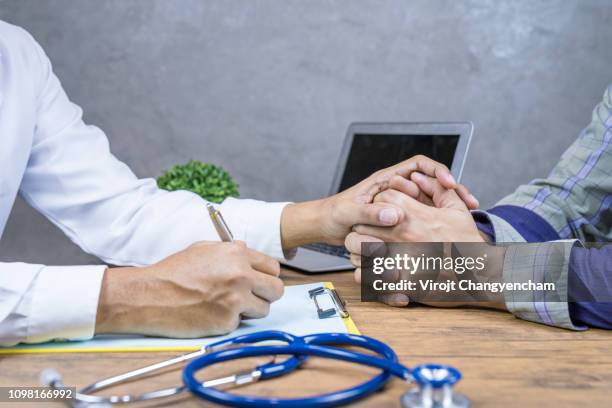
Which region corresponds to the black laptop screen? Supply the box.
[338,134,459,192]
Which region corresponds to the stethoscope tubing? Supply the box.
[72,330,304,404]
[64,330,459,408]
[183,333,412,408]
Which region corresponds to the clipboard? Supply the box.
[0,282,359,354]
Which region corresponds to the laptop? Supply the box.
[282,122,473,273]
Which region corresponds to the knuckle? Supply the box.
[371,172,390,189]
[223,242,242,256]
[271,260,281,276]
[260,302,271,317]
[225,292,243,310]
[226,265,248,282]
[232,241,248,253]
[271,278,285,300]
[223,314,241,333]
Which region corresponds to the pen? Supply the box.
[206,203,234,242]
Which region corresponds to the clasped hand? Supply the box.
[346,170,493,307]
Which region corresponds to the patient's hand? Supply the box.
[346,173,485,284]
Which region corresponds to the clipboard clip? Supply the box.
[308,287,349,319]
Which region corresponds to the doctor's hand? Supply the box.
[280,155,479,248]
[95,241,283,338]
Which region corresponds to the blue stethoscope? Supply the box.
[42,330,470,408]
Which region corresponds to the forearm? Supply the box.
[280,200,326,249]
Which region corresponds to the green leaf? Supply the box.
[157,160,239,203]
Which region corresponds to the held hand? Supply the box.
[95,241,283,338]
[387,171,479,209]
[346,174,483,282]
[281,155,479,248]
[352,173,484,243]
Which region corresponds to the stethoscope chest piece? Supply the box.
[400,364,471,408]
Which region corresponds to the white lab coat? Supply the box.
[0,21,288,346]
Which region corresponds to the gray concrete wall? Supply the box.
[0,0,610,264]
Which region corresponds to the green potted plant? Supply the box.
[157,160,239,203]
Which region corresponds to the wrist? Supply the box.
[95,266,143,334]
[280,199,326,249]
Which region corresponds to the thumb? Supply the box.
[411,172,468,210]
[341,200,403,227]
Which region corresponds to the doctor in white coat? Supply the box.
[0,21,475,346]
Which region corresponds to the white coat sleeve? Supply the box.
[0,27,288,346]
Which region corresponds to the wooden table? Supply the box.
[1,268,611,407]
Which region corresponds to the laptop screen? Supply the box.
[338,134,459,192]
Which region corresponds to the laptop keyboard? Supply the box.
[303,243,350,259]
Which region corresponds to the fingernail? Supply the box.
[447,174,457,185]
[378,208,399,225]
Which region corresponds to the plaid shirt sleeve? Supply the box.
[502,240,586,330]
[473,212,586,329]
[491,83,612,241]
[470,83,612,330]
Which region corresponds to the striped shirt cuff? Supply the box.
[471,210,526,242]
[502,241,586,330]
[472,210,586,330]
